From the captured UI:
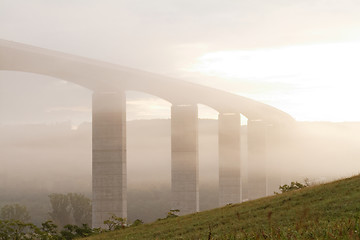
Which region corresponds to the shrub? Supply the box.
[276,181,309,194]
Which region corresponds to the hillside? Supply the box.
[84,174,360,239]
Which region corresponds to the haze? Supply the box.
[1,0,360,225]
[1,0,360,123]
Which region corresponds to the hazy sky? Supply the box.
[1,0,360,125]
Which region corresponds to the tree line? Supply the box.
[0,193,145,239]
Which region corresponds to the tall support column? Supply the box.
[171,104,199,215]
[92,92,126,228]
[247,120,267,200]
[218,113,241,206]
[266,124,282,195]
[267,123,296,194]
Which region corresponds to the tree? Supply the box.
[60,223,97,239]
[0,219,39,240]
[68,193,91,226]
[0,204,31,222]
[103,215,126,231]
[39,220,59,238]
[48,193,92,228]
[48,193,72,227]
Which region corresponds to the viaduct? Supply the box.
[0,39,294,227]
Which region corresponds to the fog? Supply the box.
[1,0,360,227]
[2,0,360,122]
[266,122,360,185]
[1,118,360,224]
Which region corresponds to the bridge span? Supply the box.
[0,39,294,227]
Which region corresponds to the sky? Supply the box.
[1,0,360,125]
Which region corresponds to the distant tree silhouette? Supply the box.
[49,193,92,227]
[0,204,31,222]
[49,193,72,227]
[68,193,92,226]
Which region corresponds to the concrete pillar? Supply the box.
[171,104,199,215]
[247,119,267,200]
[266,124,282,195]
[267,123,296,194]
[92,92,126,228]
[218,113,241,206]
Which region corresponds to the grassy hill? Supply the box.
[84,175,360,239]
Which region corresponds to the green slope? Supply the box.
[84,175,360,239]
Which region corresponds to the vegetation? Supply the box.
[0,194,95,239]
[0,186,181,224]
[82,174,360,239]
[0,219,98,240]
[2,175,360,239]
[49,193,91,227]
[0,215,146,239]
[0,204,31,222]
[67,193,92,226]
[103,215,127,231]
[275,180,309,194]
[131,219,144,227]
[166,209,180,219]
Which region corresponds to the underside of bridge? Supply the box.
[0,39,295,228]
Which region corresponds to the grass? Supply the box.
[82,174,360,239]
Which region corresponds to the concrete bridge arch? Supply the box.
[0,39,294,227]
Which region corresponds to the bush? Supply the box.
[131,219,144,227]
[103,215,127,231]
[276,181,309,194]
[166,209,179,218]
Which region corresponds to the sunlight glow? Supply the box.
[189,42,360,122]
